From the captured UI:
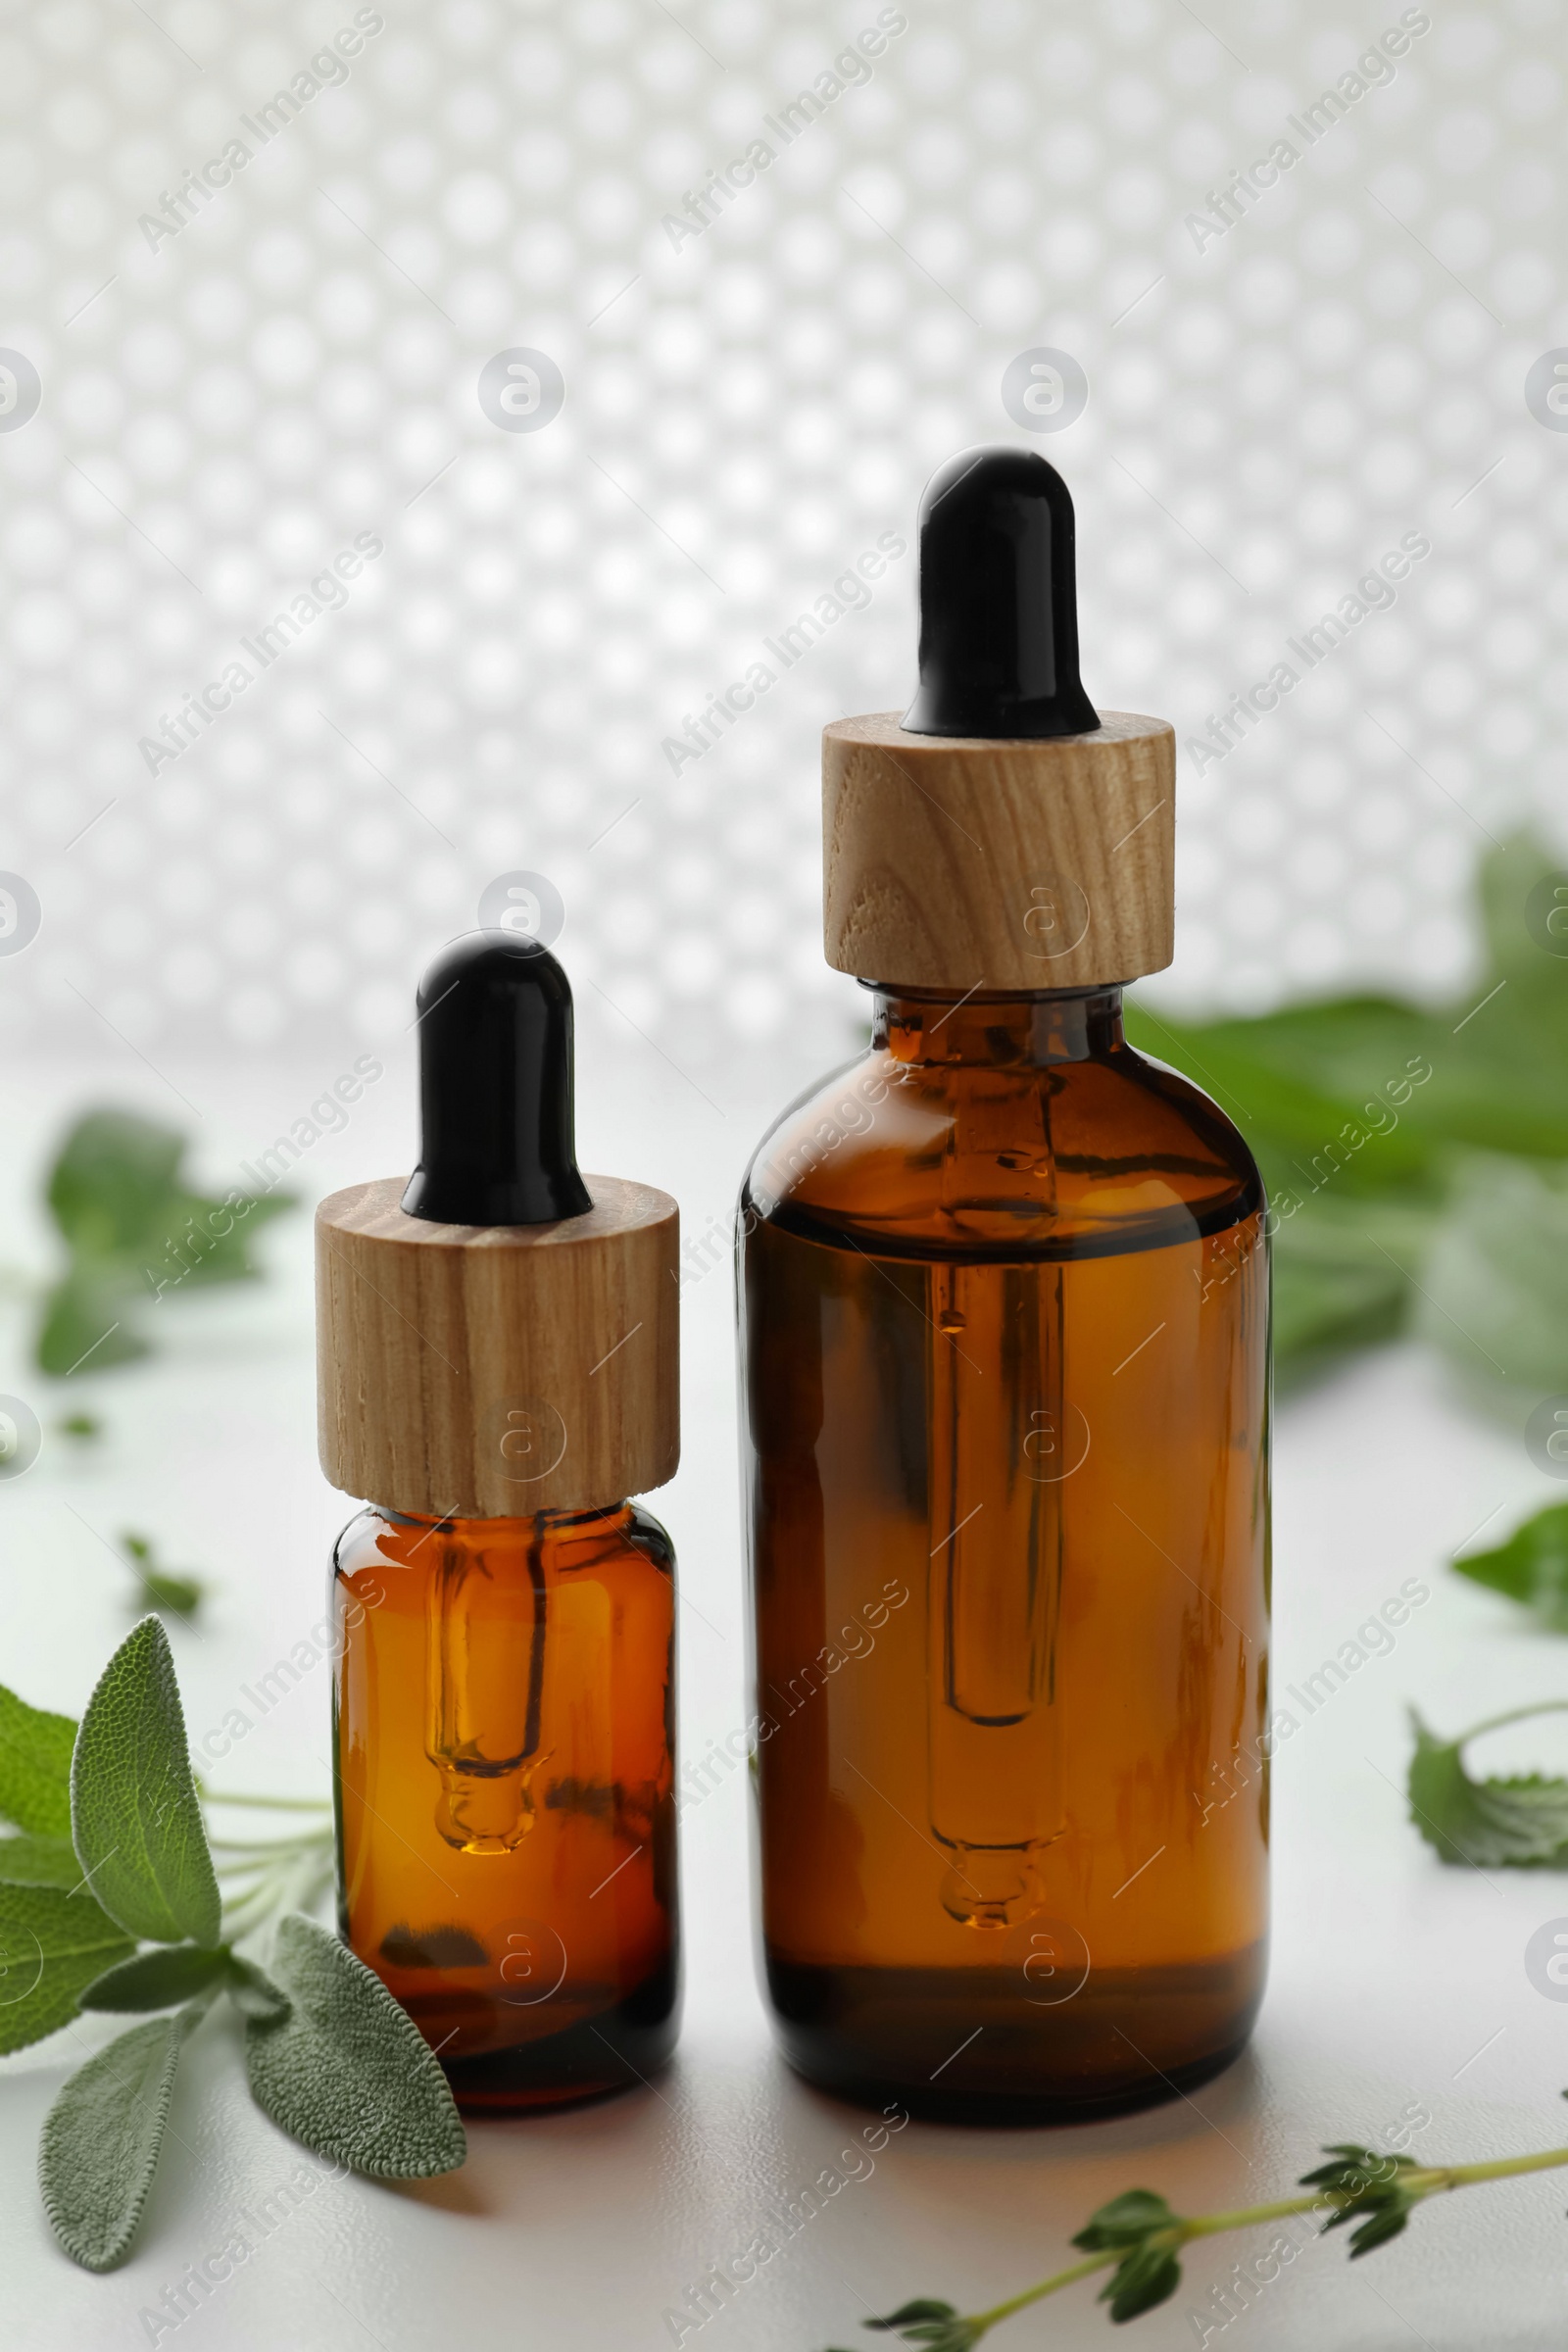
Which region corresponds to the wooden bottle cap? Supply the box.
[316,1174,678,1520]
[822,710,1176,993]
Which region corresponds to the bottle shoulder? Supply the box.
[332,1500,674,1583]
[741,1040,1263,1261]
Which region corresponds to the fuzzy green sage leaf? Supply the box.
[244,1913,465,2179]
[0,1832,85,1887]
[39,1995,212,2271]
[71,1616,220,1948]
[81,1941,233,2012]
[0,1683,76,1838]
[0,1882,134,2054]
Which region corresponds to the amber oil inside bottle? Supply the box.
[333,1497,679,2112]
[740,983,1269,2121]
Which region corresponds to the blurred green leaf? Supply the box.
[0,1684,77,1838]
[1101,2239,1182,2322]
[1407,1703,1568,1868]
[119,1532,205,1622]
[0,1834,83,1888]
[35,1108,293,1380]
[1072,2190,1179,2252]
[1413,1156,1568,1392]
[1454,1504,1568,1632]
[1129,831,1568,1385]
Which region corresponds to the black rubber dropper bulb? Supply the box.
[401,932,594,1227]
[903,444,1102,740]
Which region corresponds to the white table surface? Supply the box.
[1,1029,1565,2352]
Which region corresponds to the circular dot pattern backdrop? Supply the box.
[2,0,1565,1060]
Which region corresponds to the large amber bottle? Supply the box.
[318,935,681,2110]
[738,449,1269,2121]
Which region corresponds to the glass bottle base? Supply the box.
[764,1945,1265,2124]
[428,1957,680,2116]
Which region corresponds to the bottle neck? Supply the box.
[869,983,1124,1070]
[380,1499,633,1539]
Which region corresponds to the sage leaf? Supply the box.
[71,1616,220,1948]
[39,1996,210,2272]
[1454,1502,1568,1632]
[224,1951,290,2022]
[1407,1705,1568,1868]
[0,1833,84,1887]
[81,1942,232,2012]
[0,1882,134,2054]
[244,1914,465,2179]
[0,1683,76,1837]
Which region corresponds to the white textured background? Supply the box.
[1,0,1565,1076]
[5,13,1568,2347]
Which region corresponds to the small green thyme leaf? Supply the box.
[0,1882,134,2054]
[1347,2202,1412,2256]
[0,1683,77,1838]
[1455,1503,1568,1632]
[71,1616,221,1947]
[39,1995,212,2271]
[1407,1704,1568,1868]
[866,2305,960,2329]
[1299,2143,1417,2192]
[1072,2191,1178,2252]
[244,1914,466,2180]
[1100,2239,1182,2323]
[859,2308,978,2352]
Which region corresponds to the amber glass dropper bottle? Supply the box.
[738,446,1270,2122]
[318,933,681,2110]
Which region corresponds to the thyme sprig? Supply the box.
[828,2126,1568,2345]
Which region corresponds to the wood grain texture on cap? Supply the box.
[822,710,1175,992]
[316,1174,678,1520]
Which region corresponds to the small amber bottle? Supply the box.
[318,935,681,2111]
[738,449,1270,2122]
